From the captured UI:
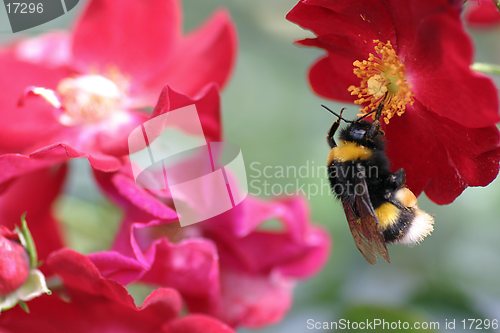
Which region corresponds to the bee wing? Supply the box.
[342,166,390,264]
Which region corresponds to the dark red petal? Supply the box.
[287,0,395,49]
[1,250,184,332]
[48,249,135,306]
[307,55,356,102]
[72,0,180,82]
[403,9,499,128]
[385,101,499,204]
[141,10,237,101]
[0,167,66,260]
[384,0,460,54]
[163,314,235,333]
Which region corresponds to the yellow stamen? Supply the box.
[348,40,414,124]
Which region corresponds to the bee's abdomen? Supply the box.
[377,187,435,245]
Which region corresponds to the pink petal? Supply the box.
[163,314,235,333]
[11,31,71,66]
[0,54,70,153]
[0,144,121,186]
[214,270,294,328]
[90,219,221,312]
[203,197,330,278]
[140,236,221,312]
[89,250,146,284]
[152,85,222,141]
[72,0,180,82]
[94,168,178,220]
[142,10,237,100]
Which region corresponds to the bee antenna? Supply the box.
[321,105,353,123]
[355,102,385,122]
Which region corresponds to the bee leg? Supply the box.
[388,197,408,211]
[327,112,343,148]
[389,168,406,188]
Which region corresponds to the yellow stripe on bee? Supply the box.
[326,141,373,165]
[375,202,400,229]
[395,187,417,208]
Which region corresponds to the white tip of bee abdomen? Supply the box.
[397,209,435,245]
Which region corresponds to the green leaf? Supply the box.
[410,283,483,318]
[17,213,38,268]
[18,301,30,313]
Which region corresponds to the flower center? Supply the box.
[56,74,124,126]
[348,40,414,124]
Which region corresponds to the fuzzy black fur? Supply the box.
[328,121,403,209]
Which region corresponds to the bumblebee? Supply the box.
[324,104,434,264]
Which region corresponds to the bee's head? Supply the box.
[340,120,384,150]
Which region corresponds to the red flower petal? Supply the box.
[287,0,395,49]
[466,0,500,27]
[72,0,180,82]
[0,167,66,259]
[404,9,500,128]
[384,0,461,55]
[385,101,499,204]
[307,55,357,102]
[0,249,191,333]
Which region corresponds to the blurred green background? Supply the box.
[1,1,500,332]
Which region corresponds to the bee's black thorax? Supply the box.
[328,120,394,209]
